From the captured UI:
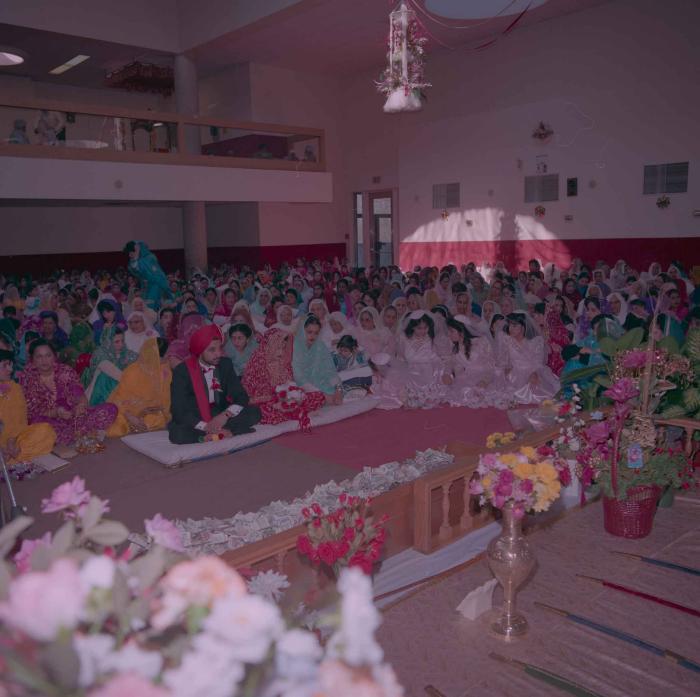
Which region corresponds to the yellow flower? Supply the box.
[502,432,516,442]
[482,475,493,488]
[500,453,519,467]
[536,462,559,483]
[513,462,536,479]
[519,446,537,461]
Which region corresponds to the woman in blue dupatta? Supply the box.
[124,241,172,310]
[225,323,258,376]
[82,327,138,405]
[292,315,342,403]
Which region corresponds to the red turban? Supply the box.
[188,325,223,357]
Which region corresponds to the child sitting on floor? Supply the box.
[332,334,372,394]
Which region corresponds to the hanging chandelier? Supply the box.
[377,1,430,113]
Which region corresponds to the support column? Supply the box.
[183,202,207,275]
[174,54,207,275]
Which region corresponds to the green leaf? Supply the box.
[0,559,12,600]
[559,364,607,385]
[598,337,618,357]
[50,520,76,558]
[128,545,167,590]
[660,404,687,418]
[29,544,52,572]
[85,521,129,547]
[0,516,34,558]
[111,568,131,616]
[617,327,644,352]
[657,336,680,354]
[593,375,612,387]
[40,636,80,692]
[80,496,107,532]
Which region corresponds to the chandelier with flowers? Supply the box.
[377,1,431,113]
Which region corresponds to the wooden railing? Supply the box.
[0,96,326,171]
[220,424,564,575]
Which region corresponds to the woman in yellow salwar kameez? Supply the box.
[0,350,56,463]
[107,338,172,437]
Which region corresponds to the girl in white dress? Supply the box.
[496,312,560,405]
[377,310,447,409]
[442,316,509,409]
[354,307,395,358]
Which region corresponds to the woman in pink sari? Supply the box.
[241,329,325,431]
[19,339,117,446]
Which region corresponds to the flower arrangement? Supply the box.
[574,378,694,499]
[275,381,305,409]
[485,431,517,449]
[376,2,430,113]
[469,446,563,519]
[656,194,670,209]
[0,478,403,697]
[534,205,546,218]
[297,495,388,576]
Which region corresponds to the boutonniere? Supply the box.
[211,377,222,392]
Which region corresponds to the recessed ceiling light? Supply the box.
[0,50,26,66]
[49,54,90,75]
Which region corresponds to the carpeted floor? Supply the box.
[11,405,511,537]
[277,406,513,469]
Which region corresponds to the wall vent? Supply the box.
[643,162,688,194]
[432,182,460,209]
[524,174,559,203]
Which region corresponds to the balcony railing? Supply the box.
[0,97,325,171]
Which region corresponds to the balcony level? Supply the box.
[0,97,331,203]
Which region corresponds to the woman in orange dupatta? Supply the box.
[106,338,172,437]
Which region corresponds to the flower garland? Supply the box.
[376,1,431,113]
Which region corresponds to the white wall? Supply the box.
[206,202,259,247]
[0,204,182,254]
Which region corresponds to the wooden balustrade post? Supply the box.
[275,550,287,574]
[438,482,452,542]
[460,478,473,532]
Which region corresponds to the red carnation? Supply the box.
[348,552,373,575]
[318,542,337,566]
[297,534,314,558]
[312,503,322,515]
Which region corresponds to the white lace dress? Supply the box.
[377,335,447,409]
[496,333,560,404]
[444,337,510,409]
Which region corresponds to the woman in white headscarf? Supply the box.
[610,260,628,290]
[322,311,353,350]
[124,311,159,353]
[354,306,395,358]
[607,292,628,326]
[495,312,559,404]
[269,304,298,334]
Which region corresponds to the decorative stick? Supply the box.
[535,602,700,673]
[611,551,700,577]
[489,653,606,697]
[424,686,447,697]
[577,574,700,618]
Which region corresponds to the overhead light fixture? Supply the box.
[152,121,164,127]
[0,48,26,66]
[49,54,90,75]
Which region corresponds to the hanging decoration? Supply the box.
[105,62,174,96]
[377,2,431,113]
[656,195,670,209]
[534,205,546,218]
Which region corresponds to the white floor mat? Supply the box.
[122,396,380,467]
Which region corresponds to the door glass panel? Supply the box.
[354,193,364,267]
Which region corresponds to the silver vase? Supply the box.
[487,502,536,637]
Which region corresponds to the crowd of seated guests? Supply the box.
[0,253,698,461]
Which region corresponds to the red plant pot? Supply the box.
[602,485,662,539]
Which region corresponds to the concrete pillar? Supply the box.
[175,54,207,275]
[183,202,207,275]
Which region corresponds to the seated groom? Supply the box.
[168,324,261,444]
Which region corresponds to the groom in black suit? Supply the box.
[168,324,261,444]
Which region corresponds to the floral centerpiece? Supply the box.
[485,431,516,449]
[0,478,403,697]
[575,377,694,537]
[297,495,388,577]
[470,447,564,637]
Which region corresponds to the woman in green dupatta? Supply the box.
[82,327,138,405]
[60,321,95,369]
[292,314,342,403]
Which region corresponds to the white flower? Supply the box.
[203,593,284,664]
[80,555,116,592]
[326,568,383,667]
[0,559,85,641]
[248,570,290,603]
[162,633,244,697]
[275,629,322,681]
[102,642,163,680]
[569,439,581,453]
[74,633,115,687]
